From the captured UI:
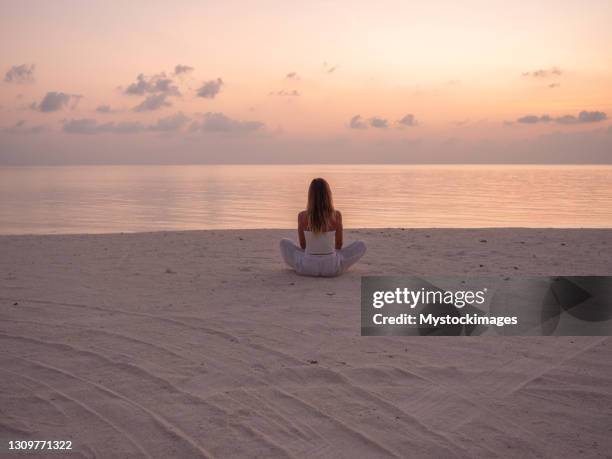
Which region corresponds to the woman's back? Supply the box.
[304,230,336,255]
[298,209,342,250]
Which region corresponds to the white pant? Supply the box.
[280,239,366,277]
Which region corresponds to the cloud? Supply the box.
[32,92,82,112]
[556,110,607,125]
[548,83,560,89]
[133,93,171,112]
[578,111,607,123]
[123,71,180,112]
[517,114,552,124]
[124,73,180,96]
[96,104,115,113]
[101,121,145,134]
[62,119,104,134]
[3,119,45,134]
[189,112,264,133]
[369,117,388,128]
[63,118,145,134]
[196,78,224,98]
[269,89,300,97]
[351,114,418,130]
[322,62,337,74]
[286,72,299,80]
[516,110,607,125]
[398,114,417,127]
[148,112,190,132]
[63,113,190,134]
[4,64,35,83]
[349,115,367,130]
[522,67,563,78]
[174,64,194,75]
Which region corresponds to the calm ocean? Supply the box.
[1,164,611,234]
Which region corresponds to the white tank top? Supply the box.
[304,231,336,255]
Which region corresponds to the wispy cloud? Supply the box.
[522,67,563,78]
[4,64,35,83]
[196,78,224,98]
[369,117,388,128]
[96,104,116,113]
[62,119,91,134]
[397,114,417,127]
[349,115,367,129]
[516,110,607,125]
[269,89,300,97]
[323,62,337,74]
[189,112,264,133]
[286,72,299,80]
[63,118,145,134]
[350,113,418,130]
[32,92,82,112]
[556,111,607,124]
[124,72,180,96]
[133,93,171,112]
[3,119,45,134]
[63,112,191,134]
[517,115,552,124]
[148,112,190,132]
[174,64,194,75]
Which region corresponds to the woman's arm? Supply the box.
[335,210,343,250]
[298,211,306,249]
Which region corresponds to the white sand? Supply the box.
[1,228,611,458]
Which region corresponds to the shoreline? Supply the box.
[2,226,612,237]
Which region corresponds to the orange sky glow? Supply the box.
[1,0,611,164]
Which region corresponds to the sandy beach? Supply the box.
[1,228,611,458]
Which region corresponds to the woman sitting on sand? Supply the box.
[280,178,366,277]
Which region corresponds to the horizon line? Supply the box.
[1,162,612,167]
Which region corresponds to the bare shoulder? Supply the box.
[333,210,343,229]
[298,210,307,224]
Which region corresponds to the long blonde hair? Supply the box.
[307,178,334,233]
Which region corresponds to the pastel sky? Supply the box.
[1,0,611,164]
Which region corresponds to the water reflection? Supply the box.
[0,164,611,234]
